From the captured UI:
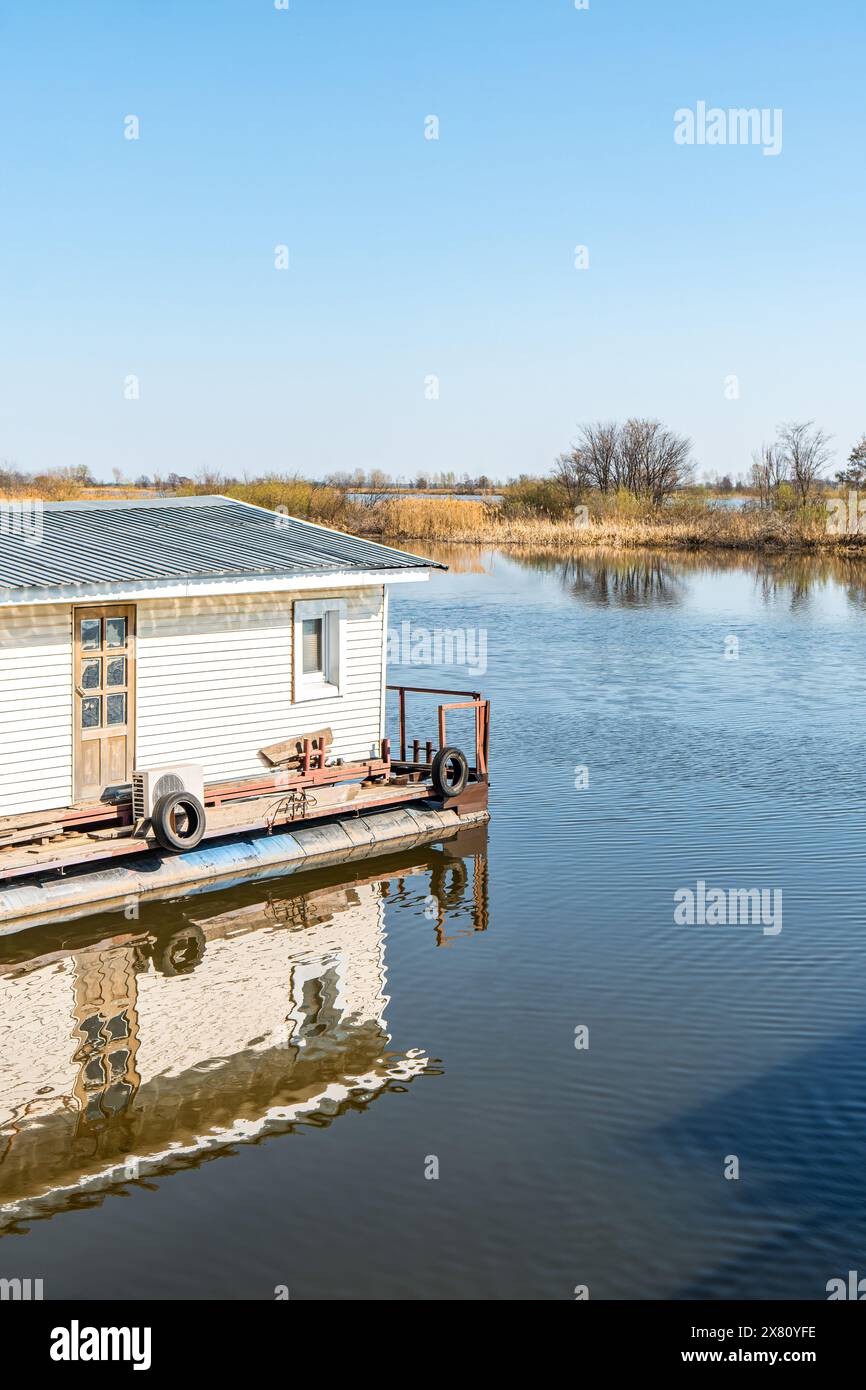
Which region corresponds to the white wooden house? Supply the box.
[0,495,440,820]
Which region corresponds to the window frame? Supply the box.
[293,598,346,702]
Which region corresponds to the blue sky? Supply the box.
[1,0,863,482]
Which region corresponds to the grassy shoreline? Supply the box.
[3,482,863,556]
[356,496,865,555]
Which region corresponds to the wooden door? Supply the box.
[73,605,136,802]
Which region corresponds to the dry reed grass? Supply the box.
[1,476,862,556]
[0,475,84,501]
[362,495,865,554]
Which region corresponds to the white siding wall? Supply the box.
[136,587,386,782]
[0,604,73,817]
[0,585,387,820]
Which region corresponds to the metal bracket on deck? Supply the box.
[265,787,317,831]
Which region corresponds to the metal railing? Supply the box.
[386,685,490,777]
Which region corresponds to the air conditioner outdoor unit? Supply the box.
[131,764,205,821]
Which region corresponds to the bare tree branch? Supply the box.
[777,421,834,505]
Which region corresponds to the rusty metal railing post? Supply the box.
[386,684,489,774]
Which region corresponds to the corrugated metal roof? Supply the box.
[0,495,444,597]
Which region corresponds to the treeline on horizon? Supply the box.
[2,418,865,529]
[545,418,866,520]
[0,462,499,496]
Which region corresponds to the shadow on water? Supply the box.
[638,1020,866,1300]
[0,827,488,1234]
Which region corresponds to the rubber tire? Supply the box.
[430,746,469,799]
[151,791,206,852]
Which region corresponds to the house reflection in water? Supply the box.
[0,829,488,1228]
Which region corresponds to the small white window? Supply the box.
[302,618,323,676]
[293,599,345,701]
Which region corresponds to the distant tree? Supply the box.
[835,435,866,490]
[64,463,94,486]
[554,419,693,507]
[777,421,834,505]
[552,448,592,507]
[554,421,620,499]
[135,474,151,488]
[615,418,694,504]
[750,443,788,506]
[195,469,224,493]
[0,459,27,491]
[718,474,733,493]
[578,421,620,494]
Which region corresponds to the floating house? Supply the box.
[0,496,489,917]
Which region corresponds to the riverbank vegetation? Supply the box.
[3,419,865,555]
[366,493,861,552]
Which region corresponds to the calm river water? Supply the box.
[2,546,866,1300]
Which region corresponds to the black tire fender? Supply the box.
[151,791,207,853]
[430,746,469,799]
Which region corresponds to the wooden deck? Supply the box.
[0,779,465,882]
[0,683,491,886]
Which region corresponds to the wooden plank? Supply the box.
[0,782,435,881]
[205,760,390,805]
[0,756,390,840]
[0,823,64,847]
[259,727,332,767]
[0,802,130,836]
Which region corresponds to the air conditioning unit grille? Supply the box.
[153,772,184,800]
[131,764,204,821]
